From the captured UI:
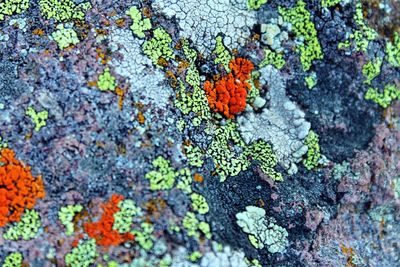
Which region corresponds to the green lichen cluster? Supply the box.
[25,106,48,132]
[3,209,41,241]
[113,199,141,234]
[97,68,116,91]
[362,58,382,85]
[279,1,323,71]
[174,41,211,127]
[2,252,23,267]
[0,134,8,149]
[244,140,283,181]
[126,6,151,39]
[207,122,250,182]
[190,193,209,215]
[131,222,155,250]
[183,143,204,168]
[247,0,267,10]
[182,212,212,239]
[303,130,321,170]
[58,204,83,236]
[342,2,377,52]
[365,84,400,108]
[259,48,285,70]
[0,0,29,21]
[386,32,400,68]
[142,28,174,67]
[65,239,97,267]
[213,36,232,71]
[39,0,91,22]
[51,24,79,50]
[321,0,341,8]
[176,167,193,194]
[145,156,177,190]
[236,206,288,254]
[305,73,317,89]
[188,251,202,262]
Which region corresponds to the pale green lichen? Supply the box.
[65,239,98,267]
[247,0,267,10]
[183,143,204,168]
[182,212,212,239]
[113,199,142,234]
[236,206,288,254]
[51,24,79,50]
[322,0,341,7]
[97,68,116,91]
[58,204,83,236]
[279,1,323,71]
[142,28,174,67]
[259,48,285,70]
[365,84,400,108]
[303,130,321,170]
[386,32,400,68]
[190,193,209,215]
[362,58,382,85]
[145,156,177,191]
[131,222,155,250]
[305,73,317,89]
[213,36,232,71]
[0,0,29,21]
[39,0,91,22]
[2,252,23,267]
[187,251,202,262]
[126,6,151,39]
[25,106,48,132]
[3,209,41,241]
[176,167,193,194]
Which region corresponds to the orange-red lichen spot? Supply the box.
[0,148,45,227]
[204,57,254,118]
[84,194,134,246]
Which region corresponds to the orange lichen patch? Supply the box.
[0,148,45,227]
[137,111,145,125]
[193,173,204,183]
[204,57,254,118]
[115,87,125,111]
[142,7,152,18]
[145,198,167,220]
[84,194,134,246]
[32,28,45,36]
[340,244,356,267]
[115,18,126,28]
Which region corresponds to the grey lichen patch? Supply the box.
[238,65,310,173]
[108,28,173,108]
[236,206,288,254]
[152,0,257,52]
[0,60,26,101]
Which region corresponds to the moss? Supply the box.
[0,0,29,21]
[3,209,41,240]
[51,24,79,50]
[213,36,232,71]
[126,6,151,39]
[259,48,285,70]
[365,84,400,108]
[65,239,98,267]
[25,106,48,132]
[2,252,23,267]
[113,199,141,234]
[145,156,177,191]
[58,204,83,236]
[39,0,91,22]
[97,68,116,91]
[303,130,321,170]
[279,1,323,71]
[362,58,382,85]
[190,193,209,215]
[386,32,400,68]
[142,28,174,67]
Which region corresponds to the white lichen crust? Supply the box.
[238,65,310,174]
[152,0,257,52]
